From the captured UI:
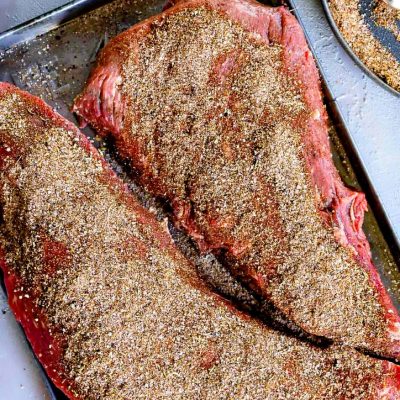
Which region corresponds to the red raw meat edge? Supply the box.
[0,82,183,399]
[0,74,400,397]
[72,0,400,359]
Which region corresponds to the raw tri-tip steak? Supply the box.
[3,82,400,399]
[74,0,400,359]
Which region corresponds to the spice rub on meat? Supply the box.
[74,0,400,359]
[2,83,400,399]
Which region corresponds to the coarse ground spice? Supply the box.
[373,0,400,40]
[114,6,392,354]
[0,87,397,399]
[329,0,400,91]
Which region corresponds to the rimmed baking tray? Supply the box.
[0,0,399,398]
[321,0,400,96]
[290,0,400,262]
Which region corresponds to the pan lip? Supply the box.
[0,0,113,52]
[289,0,400,267]
[321,0,400,97]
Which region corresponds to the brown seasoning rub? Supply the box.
[329,0,400,91]
[373,1,400,40]
[2,83,400,399]
[74,0,400,359]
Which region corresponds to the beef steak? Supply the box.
[2,82,400,399]
[74,0,400,359]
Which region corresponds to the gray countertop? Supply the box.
[0,290,52,400]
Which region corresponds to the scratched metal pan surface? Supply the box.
[0,0,399,399]
[322,0,400,96]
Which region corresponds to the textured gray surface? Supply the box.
[0,0,72,33]
[0,290,52,400]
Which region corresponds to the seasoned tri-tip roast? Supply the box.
[74,0,400,359]
[2,83,400,399]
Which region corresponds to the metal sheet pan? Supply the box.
[0,0,399,398]
[291,1,400,268]
[289,0,400,262]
